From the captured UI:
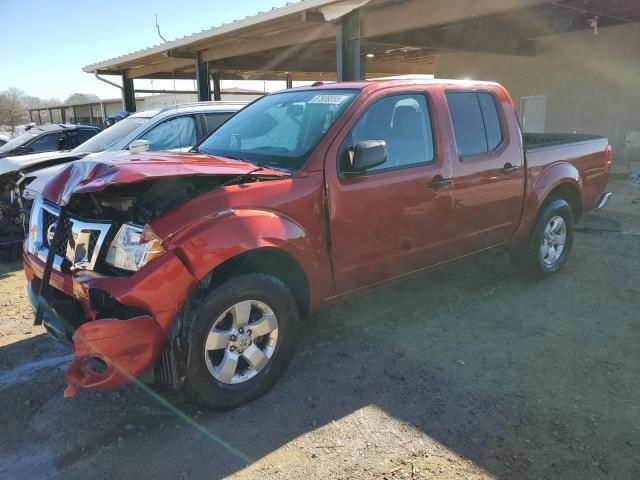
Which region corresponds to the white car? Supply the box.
[0,101,247,253]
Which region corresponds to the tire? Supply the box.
[511,198,574,278]
[184,273,299,410]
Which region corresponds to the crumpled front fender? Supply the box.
[65,316,165,397]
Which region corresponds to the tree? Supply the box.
[64,93,99,105]
[0,88,28,132]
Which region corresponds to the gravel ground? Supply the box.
[1,179,639,480]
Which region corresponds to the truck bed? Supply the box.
[523,133,606,151]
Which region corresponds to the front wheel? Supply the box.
[511,198,574,278]
[185,274,300,410]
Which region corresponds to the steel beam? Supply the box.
[212,72,222,101]
[196,53,211,101]
[122,74,136,112]
[336,9,365,81]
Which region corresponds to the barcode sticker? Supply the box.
[308,94,350,105]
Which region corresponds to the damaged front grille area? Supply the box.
[27,196,112,272]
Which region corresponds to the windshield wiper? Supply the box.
[218,164,291,189]
[194,149,290,174]
[217,167,264,188]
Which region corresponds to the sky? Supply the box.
[0,0,294,101]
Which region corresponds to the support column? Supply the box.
[122,74,136,112]
[72,106,77,123]
[336,9,365,81]
[196,53,211,101]
[60,107,66,123]
[212,71,222,101]
[37,110,42,124]
[286,74,293,89]
[89,104,94,125]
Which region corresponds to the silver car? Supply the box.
[0,101,248,253]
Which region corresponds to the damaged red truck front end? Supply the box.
[23,152,294,397]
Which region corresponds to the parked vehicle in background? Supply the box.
[0,124,100,159]
[23,79,612,409]
[19,101,248,200]
[0,102,246,255]
[0,135,10,146]
[104,111,129,127]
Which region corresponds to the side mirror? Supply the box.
[129,139,150,153]
[16,145,33,155]
[343,140,387,175]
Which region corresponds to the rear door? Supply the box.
[446,89,525,254]
[326,89,455,293]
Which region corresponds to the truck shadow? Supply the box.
[1,239,638,479]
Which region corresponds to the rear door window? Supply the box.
[76,128,99,145]
[478,93,503,151]
[204,113,233,133]
[139,115,197,150]
[446,91,503,156]
[67,129,98,149]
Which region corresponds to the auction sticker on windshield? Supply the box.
[308,94,351,105]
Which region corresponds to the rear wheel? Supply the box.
[185,273,299,410]
[511,198,574,278]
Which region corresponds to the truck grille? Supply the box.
[42,209,74,257]
[27,196,112,272]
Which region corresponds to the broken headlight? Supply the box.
[105,223,166,272]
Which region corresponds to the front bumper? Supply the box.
[24,250,198,396]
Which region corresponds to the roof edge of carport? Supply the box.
[82,0,344,73]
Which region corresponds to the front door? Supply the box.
[520,96,547,133]
[327,91,455,293]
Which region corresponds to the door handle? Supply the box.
[427,177,452,189]
[500,163,519,174]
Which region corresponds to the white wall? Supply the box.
[434,22,640,169]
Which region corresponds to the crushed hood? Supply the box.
[0,151,81,177]
[41,150,287,206]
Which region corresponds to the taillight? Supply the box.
[605,144,612,174]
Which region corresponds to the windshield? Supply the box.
[197,89,359,170]
[0,130,40,153]
[72,116,151,153]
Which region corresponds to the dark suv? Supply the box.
[0,124,100,159]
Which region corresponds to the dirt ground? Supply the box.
[1,178,639,480]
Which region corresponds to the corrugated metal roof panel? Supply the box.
[83,0,343,73]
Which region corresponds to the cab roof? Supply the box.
[287,77,502,93]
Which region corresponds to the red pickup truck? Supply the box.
[23,79,612,409]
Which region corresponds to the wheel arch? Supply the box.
[543,181,583,221]
[200,247,311,319]
[509,162,584,248]
[171,208,332,316]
